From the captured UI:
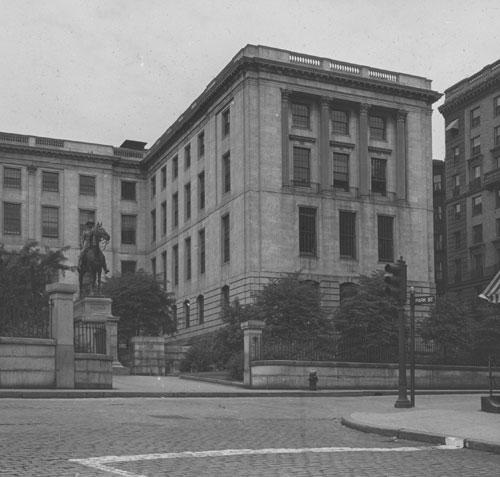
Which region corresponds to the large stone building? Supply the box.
[439,59,500,303]
[0,45,441,343]
[433,159,447,295]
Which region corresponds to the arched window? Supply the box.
[184,300,190,328]
[197,295,204,325]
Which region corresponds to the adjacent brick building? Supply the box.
[0,45,441,343]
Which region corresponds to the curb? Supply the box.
[341,415,500,455]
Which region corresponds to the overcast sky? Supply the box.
[2,0,500,159]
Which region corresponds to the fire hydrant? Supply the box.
[308,371,318,391]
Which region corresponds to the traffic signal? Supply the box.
[384,259,407,304]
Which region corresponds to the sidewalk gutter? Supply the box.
[341,415,500,455]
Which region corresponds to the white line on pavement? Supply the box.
[70,445,460,477]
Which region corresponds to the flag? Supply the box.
[479,269,500,304]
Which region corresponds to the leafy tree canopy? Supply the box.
[101,270,176,343]
[334,271,399,344]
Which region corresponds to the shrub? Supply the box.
[179,338,216,373]
[226,350,244,380]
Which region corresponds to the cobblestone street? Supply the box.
[2,396,500,476]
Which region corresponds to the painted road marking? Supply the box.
[70,445,460,477]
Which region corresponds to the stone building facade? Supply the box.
[0,45,441,344]
[439,59,500,303]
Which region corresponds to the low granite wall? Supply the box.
[129,336,166,375]
[250,360,491,390]
[165,345,190,374]
[74,353,113,389]
[0,337,56,388]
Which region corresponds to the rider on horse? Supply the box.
[78,221,110,274]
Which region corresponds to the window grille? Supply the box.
[371,158,387,195]
[4,168,21,189]
[339,211,356,259]
[299,207,316,255]
[121,261,136,274]
[185,237,192,281]
[333,152,349,191]
[3,202,21,235]
[293,147,310,185]
[42,206,59,238]
[369,116,385,140]
[199,229,206,274]
[79,175,96,196]
[377,215,394,262]
[185,183,191,220]
[292,103,310,129]
[42,171,59,192]
[332,110,349,134]
[222,214,230,263]
[121,214,136,245]
[121,181,136,200]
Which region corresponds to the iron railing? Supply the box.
[74,322,106,354]
[0,304,50,338]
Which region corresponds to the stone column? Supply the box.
[46,283,78,388]
[105,314,126,373]
[359,103,370,197]
[320,96,331,192]
[396,110,408,201]
[241,320,266,387]
[281,89,291,187]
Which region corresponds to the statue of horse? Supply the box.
[78,222,110,296]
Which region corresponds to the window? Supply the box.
[121,181,136,200]
[121,261,136,275]
[471,164,481,181]
[184,144,191,170]
[333,153,349,191]
[172,193,178,228]
[454,231,461,248]
[198,172,205,210]
[293,147,310,185]
[79,175,96,196]
[197,295,204,325]
[121,214,136,245]
[172,155,178,179]
[473,224,483,244]
[223,152,231,193]
[453,174,460,196]
[435,233,444,251]
[4,167,21,189]
[199,229,206,275]
[472,195,482,216]
[41,206,59,238]
[185,237,192,281]
[371,158,387,195]
[150,176,156,198]
[332,110,349,134]
[299,207,316,256]
[454,203,461,220]
[222,214,230,263]
[173,245,179,286]
[292,103,310,129]
[435,261,443,281]
[433,174,442,191]
[79,209,95,237]
[495,126,500,146]
[369,116,385,140]
[377,215,394,262]
[151,257,157,278]
[434,205,443,222]
[495,96,500,116]
[42,171,59,192]
[473,254,484,277]
[339,211,356,259]
[185,183,191,220]
[198,131,205,158]
[161,166,167,189]
[3,202,21,235]
[222,108,230,136]
[221,285,230,310]
[151,209,156,242]
[161,201,167,236]
[161,251,167,288]
[471,136,480,155]
[184,300,190,329]
[452,146,460,164]
[470,107,480,128]
[454,258,462,282]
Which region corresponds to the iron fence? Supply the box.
[74,322,107,354]
[261,334,490,367]
[0,303,50,338]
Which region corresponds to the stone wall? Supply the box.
[74,354,113,389]
[129,336,165,375]
[250,360,491,390]
[0,337,56,388]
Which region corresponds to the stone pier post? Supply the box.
[241,320,266,387]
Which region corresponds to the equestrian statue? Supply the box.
[78,221,110,296]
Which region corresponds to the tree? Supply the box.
[334,271,399,344]
[249,272,334,337]
[101,270,176,344]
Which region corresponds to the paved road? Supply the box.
[2,396,500,476]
